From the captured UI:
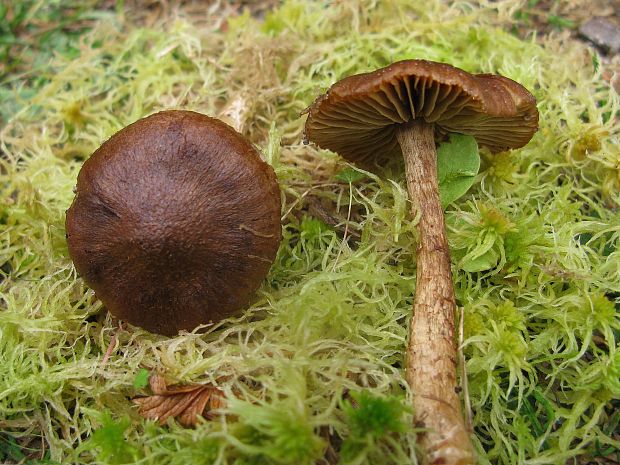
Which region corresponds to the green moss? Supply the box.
[225,368,325,465]
[1,0,619,464]
[83,411,140,464]
[343,391,408,438]
[340,391,410,464]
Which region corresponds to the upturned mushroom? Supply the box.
[66,110,282,336]
[303,59,538,464]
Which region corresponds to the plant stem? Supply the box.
[219,92,250,133]
[396,120,475,465]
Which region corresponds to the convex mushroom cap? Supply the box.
[304,59,539,164]
[66,110,282,336]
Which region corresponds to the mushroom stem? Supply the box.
[396,120,475,465]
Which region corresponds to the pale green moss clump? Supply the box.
[1,1,619,464]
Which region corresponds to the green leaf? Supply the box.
[133,368,150,389]
[335,167,366,183]
[436,134,480,208]
[461,248,499,272]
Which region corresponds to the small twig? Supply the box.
[281,187,313,221]
[99,320,125,368]
[99,334,116,368]
[459,306,473,432]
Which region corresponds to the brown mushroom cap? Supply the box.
[304,59,539,165]
[66,110,282,336]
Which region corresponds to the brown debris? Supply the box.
[133,375,226,427]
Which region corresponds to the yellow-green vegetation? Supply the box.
[1,1,619,464]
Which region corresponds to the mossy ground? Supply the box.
[1,1,619,464]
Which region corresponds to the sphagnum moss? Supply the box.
[1,1,618,464]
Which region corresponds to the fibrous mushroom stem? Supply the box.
[396,120,475,465]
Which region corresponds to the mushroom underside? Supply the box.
[305,66,538,165]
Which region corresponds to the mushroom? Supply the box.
[66,110,282,336]
[303,59,538,464]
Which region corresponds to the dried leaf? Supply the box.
[133,375,226,427]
